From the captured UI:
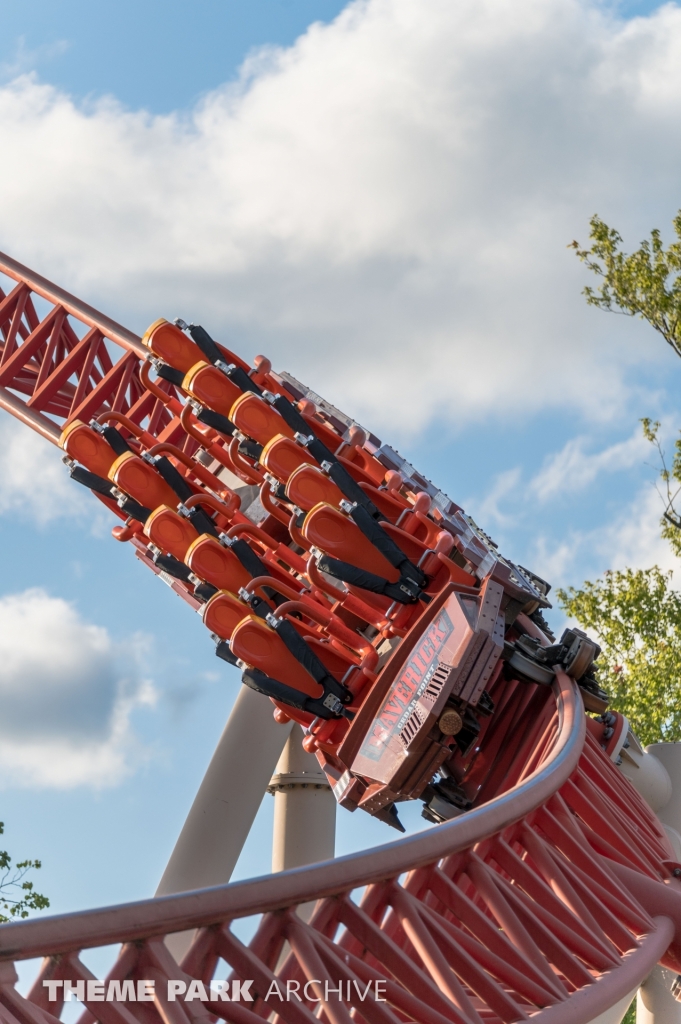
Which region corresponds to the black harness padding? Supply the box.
[317,554,424,605]
[156,363,185,387]
[186,506,219,537]
[153,455,194,503]
[250,594,274,619]
[241,666,347,720]
[215,640,239,667]
[187,323,225,366]
[187,324,263,396]
[230,538,285,607]
[231,537,270,579]
[195,406,235,436]
[153,552,193,583]
[69,464,152,521]
[271,394,382,519]
[272,393,314,436]
[226,363,261,396]
[270,617,352,717]
[70,465,115,499]
[238,438,264,461]
[119,497,153,523]
[326,459,382,517]
[100,425,133,457]
[194,581,219,603]
[348,503,427,588]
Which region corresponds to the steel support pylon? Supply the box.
[270,723,336,874]
[157,685,293,897]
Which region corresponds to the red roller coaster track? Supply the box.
[0,251,680,1024]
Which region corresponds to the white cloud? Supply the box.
[594,484,679,575]
[531,484,679,590]
[529,427,651,502]
[0,419,82,524]
[474,467,522,526]
[0,0,680,438]
[0,588,156,788]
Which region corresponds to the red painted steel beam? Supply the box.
[0,251,178,446]
[0,251,145,358]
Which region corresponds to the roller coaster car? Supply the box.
[58,312,609,832]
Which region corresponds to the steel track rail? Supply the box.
[0,673,583,961]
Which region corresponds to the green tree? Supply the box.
[564,212,681,744]
[570,211,681,357]
[572,212,681,541]
[639,416,681,557]
[0,823,49,922]
[557,568,681,745]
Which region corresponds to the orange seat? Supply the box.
[185,534,252,592]
[230,393,295,446]
[397,507,444,548]
[286,465,344,511]
[60,420,117,478]
[260,435,316,483]
[144,506,199,561]
[183,361,242,418]
[231,616,323,698]
[142,319,205,374]
[202,590,250,640]
[302,503,399,582]
[108,452,179,510]
[336,444,385,486]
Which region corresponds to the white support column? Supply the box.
[638,745,681,1024]
[621,740,681,1024]
[586,987,639,1024]
[157,685,293,896]
[645,744,681,839]
[269,724,336,873]
[637,968,681,1024]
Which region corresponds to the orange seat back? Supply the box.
[260,435,315,483]
[286,465,343,511]
[398,508,443,548]
[231,617,322,698]
[144,506,199,561]
[230,393,295,446]
[302,503,399,582]
[60,420,117,478]
[203,591,250,640]
[336,445,385,486]
[109,452,179,511]
[142,319,204,374]
[185,535,251,592]
[183,362,242,418]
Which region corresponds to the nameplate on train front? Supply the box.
[358,609,455,765]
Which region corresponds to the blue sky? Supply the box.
[1,0,681,955]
